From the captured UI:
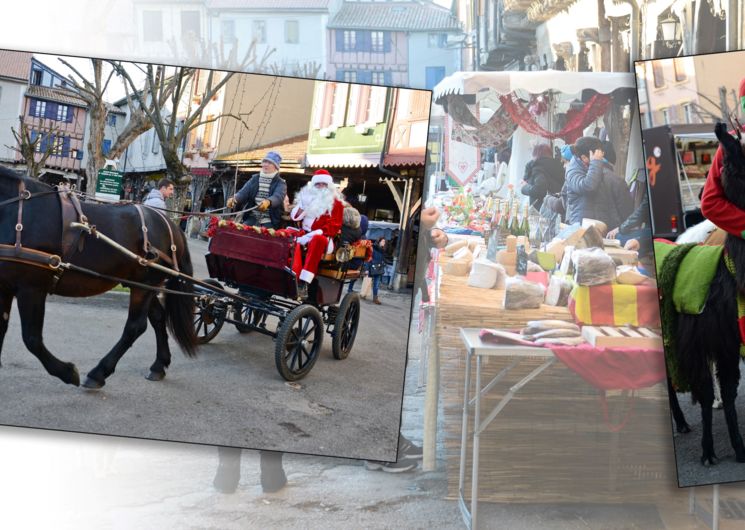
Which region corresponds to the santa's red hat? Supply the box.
[311,169,333,186]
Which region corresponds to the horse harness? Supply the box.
[0,178,181,292]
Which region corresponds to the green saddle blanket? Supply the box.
[654,241,723,315]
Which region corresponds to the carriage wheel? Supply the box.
[233,303,263,334]
[193,279,225,344]
[275,305,323,381]
[332,292,360,360]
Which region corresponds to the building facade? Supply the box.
[327,1,461,88]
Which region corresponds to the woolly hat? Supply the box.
[262,151,282,170]
[311,169,333,186]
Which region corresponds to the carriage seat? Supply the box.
[316,238,370,280]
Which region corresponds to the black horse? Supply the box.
[673,122,745,465]
[0,167,197,389]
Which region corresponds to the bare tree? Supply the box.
[7,116,62,179]
[59,58,179,197]
[111,43,275,212]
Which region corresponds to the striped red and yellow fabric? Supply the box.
[568,283,661,327]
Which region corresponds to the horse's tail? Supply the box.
[164,239,198,358]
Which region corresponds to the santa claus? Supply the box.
[290,169,344,299]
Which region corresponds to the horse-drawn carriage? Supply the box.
[193,222,369,381]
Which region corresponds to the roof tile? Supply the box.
[329,1,461,31]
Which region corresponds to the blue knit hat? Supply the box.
[262,151,282,170]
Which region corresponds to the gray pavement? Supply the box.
[0,237,410,462]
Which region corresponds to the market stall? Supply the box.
[420,71,677,509]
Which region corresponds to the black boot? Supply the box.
[213,446,241,494]
[296,281,309,301]
[260,451,287,493]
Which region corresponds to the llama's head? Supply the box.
[715,122,745,211]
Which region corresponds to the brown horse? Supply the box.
[0,167,197,389]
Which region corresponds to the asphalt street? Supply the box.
[673,375,745,488]
[0,237,411,462]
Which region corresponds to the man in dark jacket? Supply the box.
[226,150,287,229]
[563,136,605,224]
[520,144,565,209]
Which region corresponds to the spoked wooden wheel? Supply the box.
[193,279,225,344]
[332,292,360,360]
[275,305,323,381]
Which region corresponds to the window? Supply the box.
[652,61,664,88]
[285,20,299,44]
[673,58,687,82]
[56,104,69,122]
[31,99,46,118]
[342,70,357,82]
[143,10,163,42]
[428,33,446,48]
[222,19,236,43]
[102,139,112,156]
[661,107,671,125]
[371,71,386,85]
[32,69,42,85]
[181,10,201,39]
[683,102,695,124]
[107,114,117,126]
[343,30,356,51]
[253,20,267,44]
[371,31,385,52]
[203,116,215,147]
[330,83,350,128]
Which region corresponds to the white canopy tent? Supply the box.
[432,70,643,199]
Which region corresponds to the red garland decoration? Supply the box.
[498,93,611,144]
[352,239,374,262]
[205,217,297,239]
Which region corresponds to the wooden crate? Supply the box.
[582,326,663,349]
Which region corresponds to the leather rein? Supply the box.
[0,178,184,294]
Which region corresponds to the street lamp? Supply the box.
[659,16,679,43]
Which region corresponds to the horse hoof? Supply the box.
[64,364,80,386]
[677,423,691,434]
[737,452,745,463]
[82,377,104,390]
[146,371,165,382]
[701,454,720,466]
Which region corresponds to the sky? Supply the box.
[35,53,149,104]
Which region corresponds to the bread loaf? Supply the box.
[572,248,616,286]
[504,279,545,310]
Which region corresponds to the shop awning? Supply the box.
[306,153,381,168]
[433,70,636,103]
[383,154,426,167]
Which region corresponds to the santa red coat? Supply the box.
[701,142,745,239]
[290,199,344,283]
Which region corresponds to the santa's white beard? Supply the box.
[296,184,336,219]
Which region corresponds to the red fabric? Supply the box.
[499,93,611,143]
[310,199,344,239]
[739,77,745,99]
[551,345,666,390]
[292,234,329,277]
[478,330,666,390]
[700,140,745,238]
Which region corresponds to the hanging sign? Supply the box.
[443,114,480,186]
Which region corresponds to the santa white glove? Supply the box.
[296,229,323,246]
